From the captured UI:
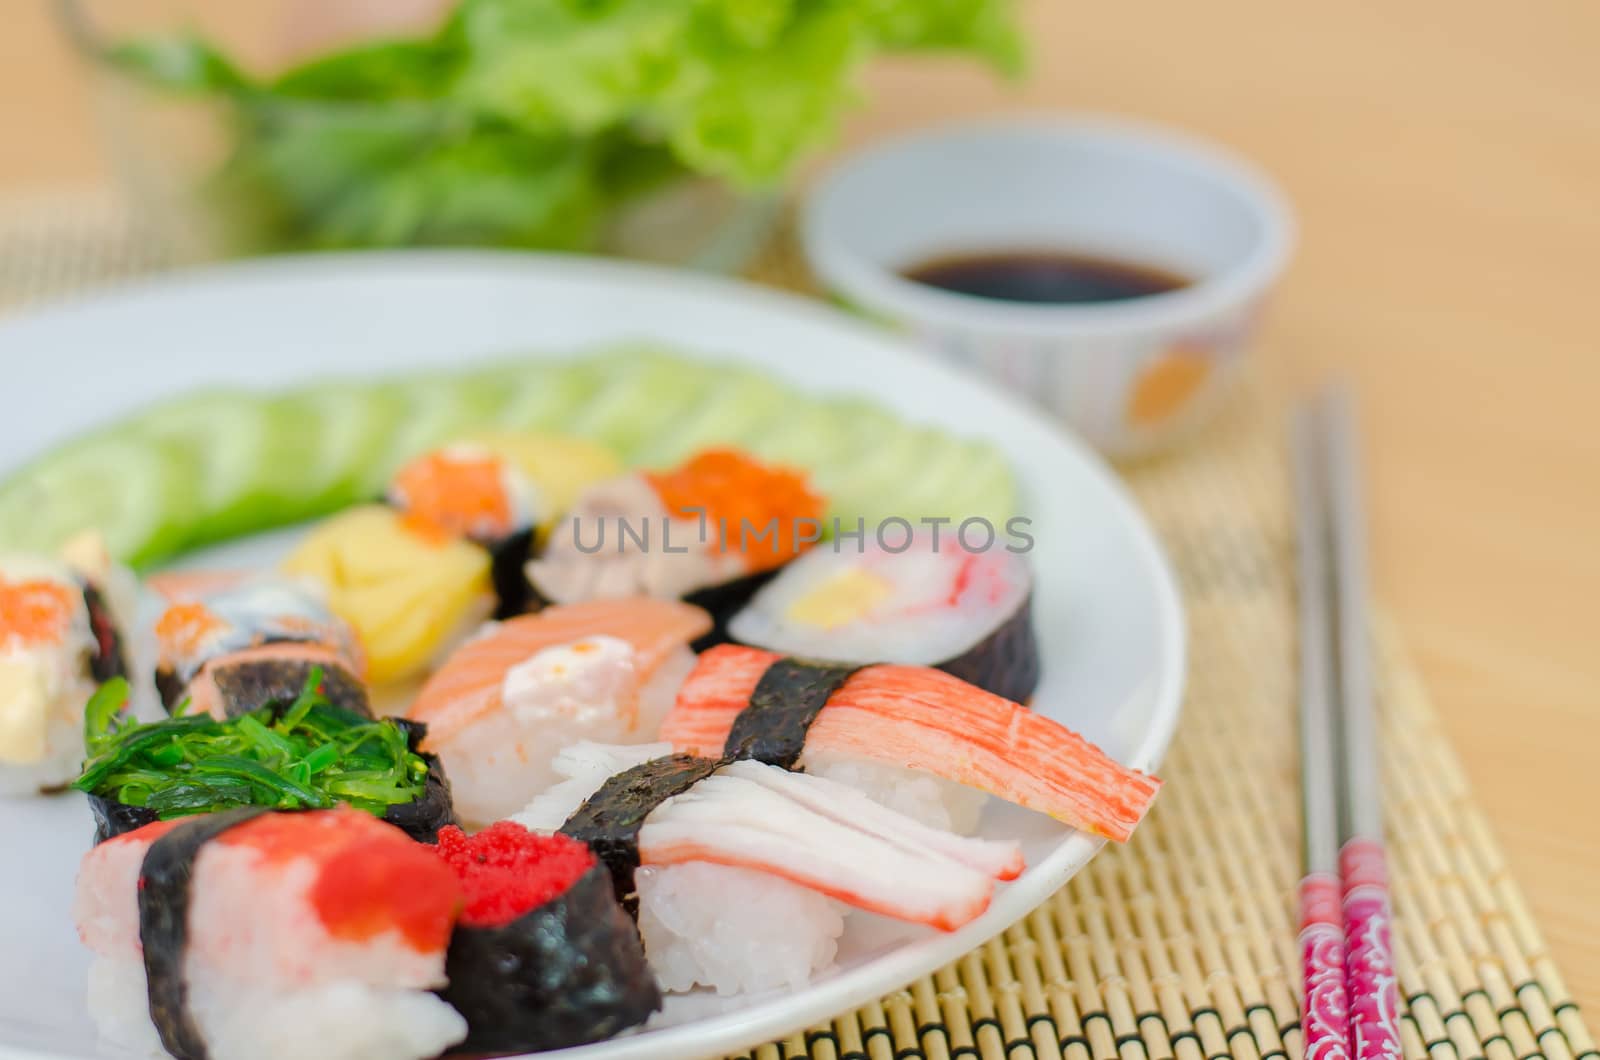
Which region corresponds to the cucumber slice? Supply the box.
[273,382,411,508]
[633,368,791,466]
[374,372,520,474]
[0,432,196,566]
[479,358,610,432]
[560,350,718,460]
[0,349,1020,566]
[128,391,318,548]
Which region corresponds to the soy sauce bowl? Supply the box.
[801,116,1293,456]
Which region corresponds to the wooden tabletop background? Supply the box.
[4,0,1597,1018]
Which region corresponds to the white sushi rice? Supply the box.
[191,979,465,1060]
[0,705,88,795]
[442,644,694,826]
[801,750,988,835]
[82,955,466,1060]
[636,863,844,996]
[85,955,167,1056]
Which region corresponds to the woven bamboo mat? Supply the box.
[1,190,1593,1060]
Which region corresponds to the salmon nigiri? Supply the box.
[660,644,1161,843]
[408,598,712,825]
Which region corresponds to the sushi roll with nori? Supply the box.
[284,434,621,685]
[431,821,660,1052]
[513,741,1024,995]
[0,532,135,795]
[152,574,369,719]
[74,669,454,843]
[727,533,1040,704]
[71,808,468,1060]
[528,448,827,639]
[661,646,1163,843]
[407,598,712,826]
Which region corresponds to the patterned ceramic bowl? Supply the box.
[802,116,1293,456]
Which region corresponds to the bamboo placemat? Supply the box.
[0,190,1593,1060]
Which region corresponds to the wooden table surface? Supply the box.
[5,0,1598,1018]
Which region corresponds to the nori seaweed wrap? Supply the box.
[433,823,660,1053]
[80,580,129,684]
[559,753,727,912]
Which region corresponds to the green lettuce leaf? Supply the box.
[104,0,1022,251]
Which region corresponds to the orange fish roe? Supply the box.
[0,577,78,647]
[644,448,827,573]
[154,602,227,664]
[218,810,463,953]
[391,449,521,542]
[433,822,596,928]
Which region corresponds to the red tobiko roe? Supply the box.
[432,822,597,928]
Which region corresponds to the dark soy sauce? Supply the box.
[903,250,1192,305]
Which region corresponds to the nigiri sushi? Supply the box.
[152,574,369,720]
[75,670,454,843]
[661,645,1161,842]
[432,821,660,1052]
[514,741,1024,995]
[72,808,468,1060]
[1,532,134,794]
[285,434,621,684]
[728,531,1040,704]
[408,598,712,826]
[528,448,826,637]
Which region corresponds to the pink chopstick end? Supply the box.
[1341,838,1402,1060]
[1299,872,1351,1060]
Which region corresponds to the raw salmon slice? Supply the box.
[410,598,713,746]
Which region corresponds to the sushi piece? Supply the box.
[75,670,454,843]
[0,532,135,795]
[432,821,660,1052]
[407,598,712,826]
[661,645,1161,843]
[153,574,369,720]
[527,448,827,638]
[727,532,1040,703]
[514,741,1023,995]
[72,808,468,1060]
[284,434,621,685]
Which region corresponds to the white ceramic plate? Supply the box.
[0,252,1185,1060]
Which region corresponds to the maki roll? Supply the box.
[71,808,468,1060]
[514,741,1023,995]
[152,574,369,719]
[74,669,454,843]
[408,598,712,826]
[728,532,1040,703]
[528,448,827,638]
[431,821,660,1052]
[284,434,620,685]
[0,532,135,794]
[661,645,1162,842]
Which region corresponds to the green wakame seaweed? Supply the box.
[73,668,429,819]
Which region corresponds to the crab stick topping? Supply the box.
[663,645,1162,843]
[636,760,1021,932]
